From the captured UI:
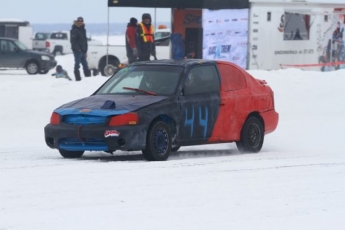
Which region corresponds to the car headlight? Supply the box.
[41,55,50,60]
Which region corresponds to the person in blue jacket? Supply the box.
[51,65,72,81]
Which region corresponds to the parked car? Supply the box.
[32,32,51,52]
[44,59,279,160]
[155,28,171,40]
[0,37,57,74]
[87,36,171,76]
[45,31,102,56]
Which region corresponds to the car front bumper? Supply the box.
[44,123,147,152]
[41,59,57,71]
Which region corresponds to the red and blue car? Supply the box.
[44,59,279,161]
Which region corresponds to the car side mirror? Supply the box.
[14,47,19,52]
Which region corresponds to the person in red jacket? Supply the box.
[126,17,138,64]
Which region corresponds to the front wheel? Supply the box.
[59,149,84,158]
[171,146,180,152]
[26,61,40,75]
[39,70,49,74]
[53,46,63,56]
[236,117,264,153]
[142,121,172,161]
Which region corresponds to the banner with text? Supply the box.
[202,9,248,68]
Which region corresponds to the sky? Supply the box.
[0,0,171,24]
[0,35,345,229]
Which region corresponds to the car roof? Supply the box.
[131,59,218,68]
[155,29,171,33]
[0,37,17,41]
[51,31,69,34]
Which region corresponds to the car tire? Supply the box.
[39,70,49,74]
[171,146,180,152]
[92,69,99,76]
[53,46,63,56]
[236,116,264,153]
[59,149,84,158]
[142,121,172,161]
[26,61,40,75]
[99,58,119,76]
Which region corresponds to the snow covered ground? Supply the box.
[1,47,345,229]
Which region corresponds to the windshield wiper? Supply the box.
[123,87,156,95]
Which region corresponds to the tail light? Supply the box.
[271,91,275,110]
[109,113,139,126]
[50,112,60,125]
[45,41,50,48]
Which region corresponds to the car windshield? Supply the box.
[95,65,184,95]
[35,33,51,40]
[155,31,170,39]
[13,40,27,50]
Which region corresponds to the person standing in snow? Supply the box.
[136,13,156,61]
[70,16,91,81]
[126,17,138,64]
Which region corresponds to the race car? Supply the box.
[44,59,279,161]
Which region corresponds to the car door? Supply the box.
[212,62,247,141]
[4,40,26,68]
[178,65,221,141]
[0,39,22,67]
[0,39,6,67]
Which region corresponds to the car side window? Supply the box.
[0,40,7,51]
[0,40,16,52]
[183,65,220,96]
[35,33,50,40]
[51,33,67,40]
[8,41,17,52]
[217,63,246,91]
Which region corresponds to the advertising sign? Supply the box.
[317,9,345,71]
[202,9,249,68]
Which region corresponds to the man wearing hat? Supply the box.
[126,17,138,63]
[70,16,91,81]
[136,13,156,61]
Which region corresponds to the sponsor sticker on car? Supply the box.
[104,130,120,138]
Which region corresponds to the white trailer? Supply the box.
[248,0,345,70]
[0,19,34,49]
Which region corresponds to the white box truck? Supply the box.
[0,19,34,49]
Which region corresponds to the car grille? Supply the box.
[59,138,107,151]
[63,115,107,125]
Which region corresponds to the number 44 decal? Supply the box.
[184,106,208,138]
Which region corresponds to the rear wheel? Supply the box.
[142,121,172,161]
[92,69,99,76]
[236,117,264,153]
[59,149,84,158]
[53,46,63,56]
[99,58,119,76]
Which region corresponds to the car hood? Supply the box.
[26,49,54,57]
[55,94,168,116]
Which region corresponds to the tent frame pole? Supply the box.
[106,6,110,66]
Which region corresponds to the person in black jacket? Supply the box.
[70,16,91,81]
[136,13,156,61]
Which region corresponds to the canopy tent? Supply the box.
[108,0,249,9]
[102,0,250,74]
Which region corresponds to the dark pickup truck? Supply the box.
[0,37,57,74]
